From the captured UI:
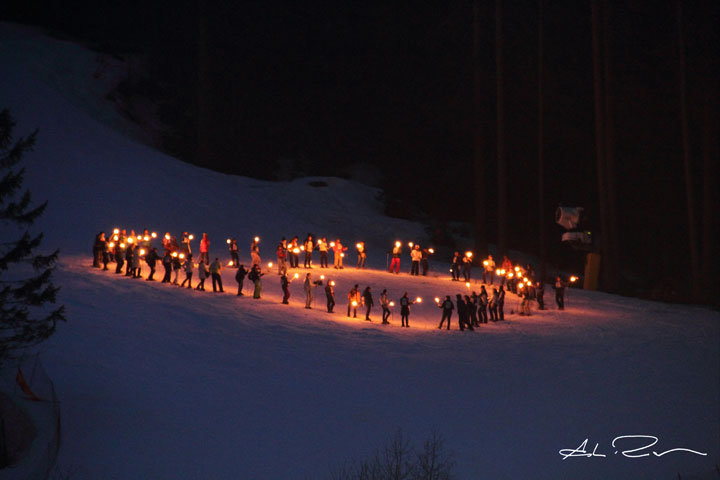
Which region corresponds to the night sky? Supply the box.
[5,0,719,301]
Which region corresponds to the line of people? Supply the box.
[93,229,571,327]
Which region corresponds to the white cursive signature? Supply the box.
[559,435,708,460]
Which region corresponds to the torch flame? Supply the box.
[140,249,146,255]
[254,236,260,243]
[352,301,358,306]
[113,228,119,234]
[395,241,401,248]
[179,253,185,259]
[128,237,134,244]
[152,232,157,238]
[428,248,434,254]
[109,242,115,248]
[465,251,473,258]
[330,242,335,247]
[268,262,273,268]
[188,234,193,240]
[415,297,422,303]
[434,297,440,303]
[466,282,471,287]
[294,273,299,279]
[330,280,335,286]
[226,238,231,244]
[389,301,395,307]
[483,260,489,266]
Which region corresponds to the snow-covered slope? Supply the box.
[1,23,718,480]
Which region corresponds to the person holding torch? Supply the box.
[333,239,347,269]
[438,295,454,330]
[229,239,239,267]
[399,292,413,327]
[410,245,422,276]
[482,255,495,285]
[324,279,335,312]
[389,242,402,274]
[347,284,360,318]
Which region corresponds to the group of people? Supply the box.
[92,228,572,330]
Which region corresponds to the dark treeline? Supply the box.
[5,1,718,303]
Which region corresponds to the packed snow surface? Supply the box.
[1,23,718,479]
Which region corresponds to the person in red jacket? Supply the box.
[199,233,210,265]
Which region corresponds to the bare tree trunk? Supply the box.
[473,0,488,258]
[197,0,211,164]
[537,0,547,283]
[602,0,620,289]
[700,89,716,302]
[496,0,507,258]
[677,0,700,300]
[591,0,610,289]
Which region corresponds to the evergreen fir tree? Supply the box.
[0,108,65,365]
